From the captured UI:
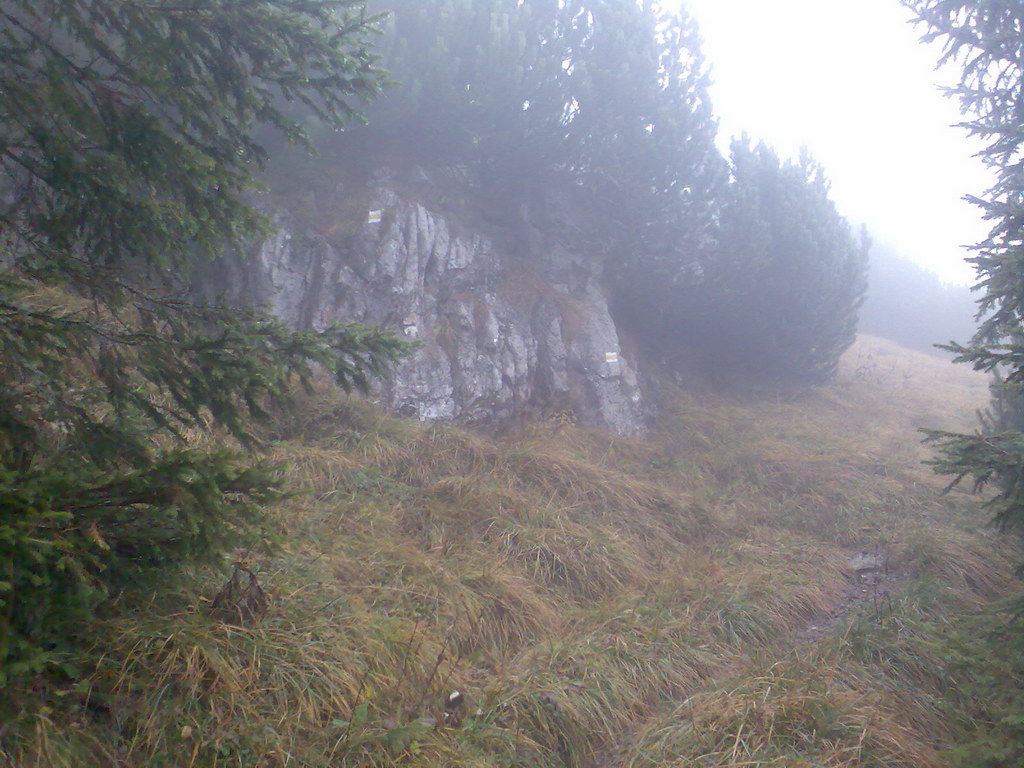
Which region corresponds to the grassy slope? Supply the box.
[5,336,1022,768]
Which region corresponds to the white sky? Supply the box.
[661,0,992,285]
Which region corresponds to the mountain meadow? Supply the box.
[4,335,1021,767]
[4,2,1024,766]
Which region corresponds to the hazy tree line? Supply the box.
[859,241,976,357]
[0,0,869,681]
[326,0,869,384]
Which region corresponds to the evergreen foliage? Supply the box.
[350,0,726,218]
[355,0,573,184]
[677,139,869,383]
[566,2,727,333]
[905,1,1024,541]
[0,0,406,680]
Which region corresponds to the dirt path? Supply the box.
[594,544,913,768]
[794,544,910,645]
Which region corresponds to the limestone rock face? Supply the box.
[210,187,645,435]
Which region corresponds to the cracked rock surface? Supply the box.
[203,185,646,435]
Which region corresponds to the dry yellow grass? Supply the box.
[6,335,1020,768]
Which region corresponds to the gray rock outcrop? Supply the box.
[207,184,646,435]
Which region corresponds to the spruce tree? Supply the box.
[0,0,405,680]
[345,0,574,191]
[562,1,726,303]
[904,1,1024,542]
[677,139,868,383]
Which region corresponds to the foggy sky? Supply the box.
[666,0,991,286]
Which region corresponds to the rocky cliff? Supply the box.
[207,180,646,435]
